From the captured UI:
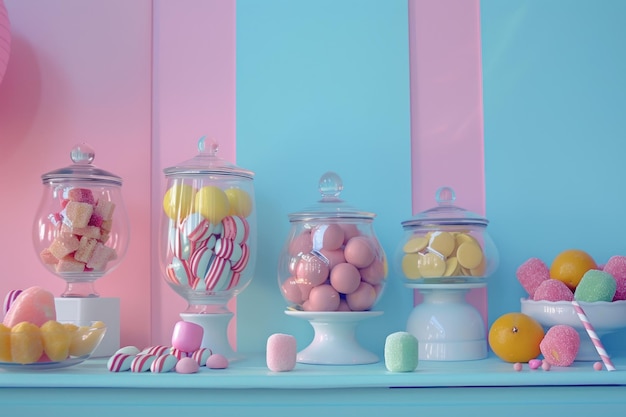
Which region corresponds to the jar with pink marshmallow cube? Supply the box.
[32,143,130,298]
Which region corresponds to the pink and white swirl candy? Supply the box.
[150,354,178,373]
[130,354,157,372]
[3,289,22,315]
[107,353,133,372]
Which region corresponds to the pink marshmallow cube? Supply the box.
[48,233,80,259]
[86,242,116,270]
[39,248,59,265]
[95,200,116,221]
[68,188,95,205]
[55,256,86,273]
[171,321,203,353]
[74,237,98,263]
[266,333,297,372]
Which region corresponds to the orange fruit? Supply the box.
[488,312,545,363]
[550,249,597,290]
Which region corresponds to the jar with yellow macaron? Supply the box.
[396,186,498,285]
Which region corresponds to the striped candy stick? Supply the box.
[571,300,616,371]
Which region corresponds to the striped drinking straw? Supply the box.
[571,300,616,371]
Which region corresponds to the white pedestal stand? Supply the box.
[285,310,383,365]
[180,312,239,361]
[54,297,120,358]
[406,283,487,361]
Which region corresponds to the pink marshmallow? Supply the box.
[206,353,229,369]
[48,233,80,260]
[64,201,94,228]
[171,321,203,353]
[602,255,626,301]
[2,286,56,327]
[67,187,95,204]
[266,333,297,372]
[533,279,573,302]
[540,325,580,367]
[516,257,550,298]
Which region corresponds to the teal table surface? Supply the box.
[1,353,625,416]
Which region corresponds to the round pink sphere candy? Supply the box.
[319,248,346,269]
[330,263,361,294]
[540,325,580,367]
[346,282,377,311]
[176,357,200,374]
[312,224,344,251]
[289,230,313,256]
[296,254,330,287]
[533,279,573,302]
[340,223,360,243]
[603,255,626,300]
[344,236,376,268]
[306,284,340,311]
[282,276,304,304]
[360,259,386,286]
[171,321,204,353]
[206,353,229,369]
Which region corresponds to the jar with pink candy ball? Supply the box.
[278,172,387,313]
[33,144,130,298]
[159,136,256,316]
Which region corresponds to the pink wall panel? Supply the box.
[0,0,153,348]
[408,0,487,318]
[151,0,237,347]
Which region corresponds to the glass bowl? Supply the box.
[0,320,107,370]
[33,144,129,298]
[520,298,626,361]
[395,186,498,285]
[277,172,387,312]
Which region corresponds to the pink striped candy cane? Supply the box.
[571,300,616,371]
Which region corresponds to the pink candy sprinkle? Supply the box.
[541,360,551,371]
[593,361,604,371]
[513,362,523,372]
[528,359,542,370]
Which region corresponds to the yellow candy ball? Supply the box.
[0,324,11,362]
[225,188,253,218]
[194,185,230,224]
[163,183,195,220]
[11,322,43,364]
[40,320,71,362]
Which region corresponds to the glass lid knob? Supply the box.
[197,135,219,156]
[318,171,343,201]
[435,186,456,206]
[70,143,95,165]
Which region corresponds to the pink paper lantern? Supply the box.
[0,0,11,85]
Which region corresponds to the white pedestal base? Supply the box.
[54,297,120,358]
[180,312,240,361]
[406,284,487,361]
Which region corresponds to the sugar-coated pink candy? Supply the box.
[346,282,376,311]
[602,255,626,301]
[2,289,22,316]
[295,254,329,287]
[344,236,376,268]
[540,325,580,367]
[3,286,56,327]
[306,284,340,311]
[266,333,297,372]
[533,279,573,302]
[176,357,200,374]
[516,257,550,298]
[330,262,361,295]
[171,320,203,353]
[206,353,229,369]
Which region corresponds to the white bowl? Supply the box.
[520,298,626,361]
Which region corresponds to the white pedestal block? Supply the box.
[55,297,120,358]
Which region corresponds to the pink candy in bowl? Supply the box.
[278,172,387,312]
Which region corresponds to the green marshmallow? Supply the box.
[574,270,617,302]
[384,331,419,372]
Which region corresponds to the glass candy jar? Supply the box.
[396,186,498,285]
[159,137,256,316]
[278,172,387,312]
[33,144,130,298]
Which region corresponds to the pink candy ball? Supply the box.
[296,254,329,287]
[176,357,200,374]
[360,259,386,286]
[312,224,344,251]
[206,353,229,369]
[330,262,361,294]
[516,257,550,298]
[533,279,573,302]
[281,276,304,304]
[346,282,376,311]
[344,236,376,268]
[289,231,313,256]
[306,284,340,311]
[540,324,580,367]
[318,248,346,269]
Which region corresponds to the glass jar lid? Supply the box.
[288,171,375,222]
[163,136,254,179]
[41,143,122,186]
[401,186,488,228]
